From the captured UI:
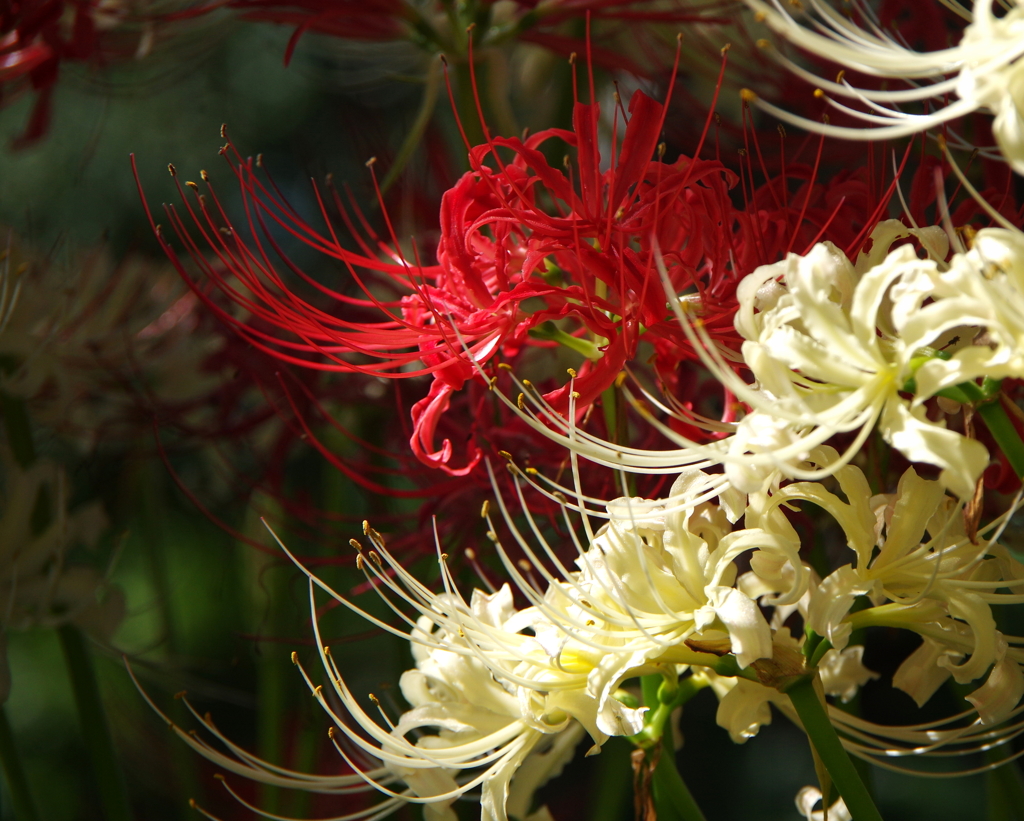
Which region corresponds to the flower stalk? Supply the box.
[635,675,708,821]
[785,674,883,821]
[58,624,133,821]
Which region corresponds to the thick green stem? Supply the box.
[0,705,41,821]
[589,738,632,821]
[650,743,707,821]
[977,399,1024,480]
[786,676,882,821]
[58,625,132,821]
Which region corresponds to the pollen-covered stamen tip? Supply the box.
[740,89,757,103]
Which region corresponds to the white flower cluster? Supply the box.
[740,0,1024,173]
[151,434,1024,819]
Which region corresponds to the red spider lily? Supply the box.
[134,37,755,474]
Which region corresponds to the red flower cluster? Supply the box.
[140,36,909,483]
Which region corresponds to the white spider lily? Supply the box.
[133,561,592,821]
[485,465,806,679]
[496,219,997,499]
[741,0,1024,173]
[907,227,1024,398]
[759,459,1024,718]
[288,552,613,821]
[730,221,991,498]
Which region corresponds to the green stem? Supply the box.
[379,57,443,195]
[786,676,882,821]
[650,743,707,821]
[637,675,708,821]
[0,705,41,821]
[589,737,632,821]
[977,399,1024,479]
[58,625,132,821]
